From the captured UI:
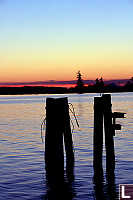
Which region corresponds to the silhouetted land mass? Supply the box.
[0,83,133,95]
[0,86,68,95]
[0,78,133,94]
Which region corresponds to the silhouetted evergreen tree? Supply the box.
[99,77,104,93]
[76,71,84,93]
[99,77,104,88]
[130,77,133,82]
[76,71,84,87]
[124,77,133,92]
[95,78,99,86]
[95,77,104,93]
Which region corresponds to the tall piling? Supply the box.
[45,97,74,182]
[102,94,115,172]
[63,99,74,180]
[45,98,65,180]
[93,97,104,178]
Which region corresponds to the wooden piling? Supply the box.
[45,97,74,181]
[93,97,104,177]
[102,94,115,172]
[63,98,74,180]
[45,97,65,178]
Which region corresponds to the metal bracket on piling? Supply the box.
[112,112,126,136]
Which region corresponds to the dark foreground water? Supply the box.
[0,93,133,200]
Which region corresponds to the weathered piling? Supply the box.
[63,99,74,180]
[102,94,115,172]
[93,97,104,177]
[45,98,65,178]
[93,93,126,183]
[45,97,74,181]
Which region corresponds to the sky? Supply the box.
[0,0,133,83]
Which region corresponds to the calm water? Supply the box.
[0,93,133,200]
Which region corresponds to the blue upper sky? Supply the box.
[0,0,133,82]
[1,0,133,39]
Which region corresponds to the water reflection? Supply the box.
[93,166,118,200]
[106,169,118,200]
[44,164,75,200]
[0,93,133,199]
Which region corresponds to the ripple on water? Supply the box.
[0,93,133,199]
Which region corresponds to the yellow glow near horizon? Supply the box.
[1,46,133,82]
[1,1,133,83]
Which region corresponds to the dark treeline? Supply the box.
[0,86,68,95]
[0,83,133,95]
[74,71,133,94]
[0,74,133,95]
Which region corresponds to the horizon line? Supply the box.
[0,78,130,85]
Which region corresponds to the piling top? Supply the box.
[102,94,111,97]
[46,97,68,107]
[46,97,68,103]
[94,96,104,105]
[46,97,69,129]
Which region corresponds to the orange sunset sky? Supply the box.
[0,0,133,84]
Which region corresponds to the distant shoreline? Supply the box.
[0,85,133,95]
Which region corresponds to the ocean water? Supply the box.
[0,93,133,200]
